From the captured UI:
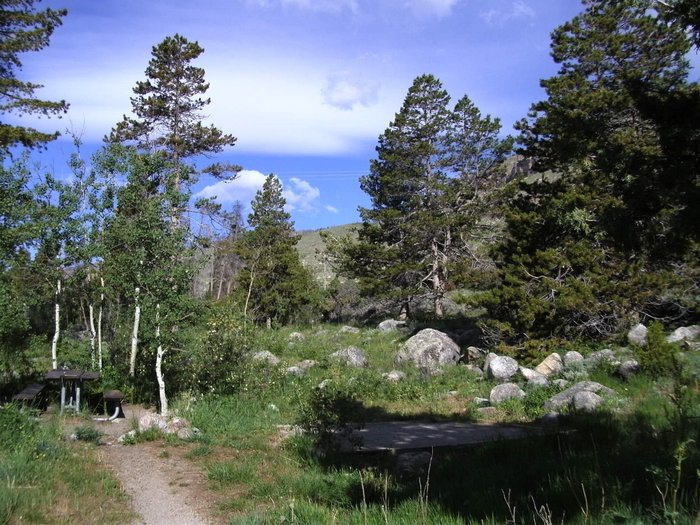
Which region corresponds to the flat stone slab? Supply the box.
[354,421,550,452]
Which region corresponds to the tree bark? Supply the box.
[51,280,61,370]
[155,303,168,416]
[129,287,140,377]
[97,278,104,371]
[88,304,97,369]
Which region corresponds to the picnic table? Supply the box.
[45,369,100,413]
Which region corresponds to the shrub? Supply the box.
[73,424,103,444]
[636,321,679,376]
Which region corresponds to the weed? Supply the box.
[73,424,103,444]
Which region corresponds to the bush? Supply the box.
[73,424,103,444]
[636,321,679,376]
[296,382,365,453]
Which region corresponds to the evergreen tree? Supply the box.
[483,0,699,342]
[0,0,68,149]
[237,175,319,326]
[333,75,511,318]
[107,33,238,203]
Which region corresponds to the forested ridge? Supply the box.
[1,1,700,523]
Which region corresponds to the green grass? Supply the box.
[0,405,135,525]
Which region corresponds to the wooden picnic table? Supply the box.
[45,369,100,413]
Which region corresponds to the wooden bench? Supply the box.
[12,383,46,405]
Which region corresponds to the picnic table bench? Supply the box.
[45,369,100,413]
[12,383,46,405]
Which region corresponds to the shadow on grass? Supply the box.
[302,405,700,524]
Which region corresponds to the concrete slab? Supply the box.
[354,421,552,452]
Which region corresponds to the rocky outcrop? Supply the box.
[485,355,519,382]
[544,381,617,412]
[251,350,281,366]
[667,325,700,343]
[330,347,367,368]
[378,319,408,332]
[490,383,526,405]
[627,323,648,346]
[395,329,460,371]
[535,353,564,376]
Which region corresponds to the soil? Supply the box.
[83,404,226,525]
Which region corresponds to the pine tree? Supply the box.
[334,75,512,318]
[0,0,68,149]
[237,175,319,326]
[483,0,699,342]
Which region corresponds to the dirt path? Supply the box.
[91,405,224,525]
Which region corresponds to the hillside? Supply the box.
[296,223,358,286]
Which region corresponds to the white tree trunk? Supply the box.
[88,304,97,369]
[155,303,168,416]
[129,287,140,377]
[98,278,104,371]
[51,280,61,369]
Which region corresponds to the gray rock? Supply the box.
[489,383,526,405]
[667,325,700,343]
[627,323,648,346]
[618,360,640,379]
[395,328,460,370]
[483,352,498,373]
[330,347,368,368]
[552,379,570,389]
[584,349,616,368]
[339,325,361,334]
[465,346,486,363]
[519,366,549,387]
[288,331,306,342]
[378,319,407,332]
[535,353,564,376]
[572,391,604,412]
[138,413,168,432]
[486,355,519,382]
[285,359,318,376]
[382,370,406,382]
[473,397,490,406]
[251,350,281,366]
[544,381,617,412]
[563,351,584,368]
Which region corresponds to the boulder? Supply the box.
[339,325,361,334]
[572,391,604,412]
[382,370,406,382]
[627,323,648,346]
[486,355,519,382]
[552,379,570,389]
[618,360,640,380]
[519,366,549,387]
[465,346,486,363]
[544,381,617,412]
[489,383,526,405]
[138,413,168,432]
[251,350,281,366]
[288,332,306,342]
[395,329,460,370]
[285,359,318,376]
[138,414,198,439]
[483,352,497,373]
[584,349,616,368]
[465,364,484,378]
[473,397,490,407]
[330,347,367,368]
[563,351,584,368]
[534,353,564,376]
[667,325,700,344]
[378,319,407,332]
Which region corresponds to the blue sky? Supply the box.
[13,0,590,231]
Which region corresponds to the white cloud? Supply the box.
[322,73,379,111]
[195,169,268,205]
[197,172,331,217]
[404,0,462,18]
[325,205,339,214]
[480,0,535,25]
[283,177,322,213]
